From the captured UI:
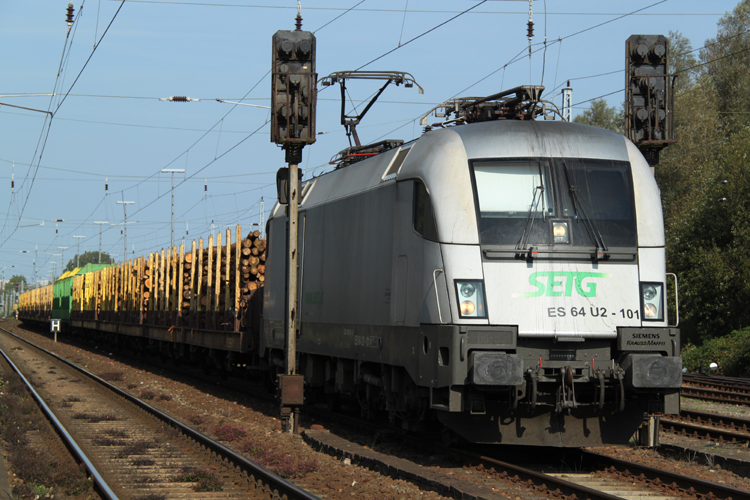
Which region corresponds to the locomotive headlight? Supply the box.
[640,282,664,321]
[552,221,569,244]
[460,301,475,315]
[455,280,487,319]
[460,282,476,298]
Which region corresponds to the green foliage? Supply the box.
[64,250,114,272]
[572,98,623,134]
[6,275,26,287]
[682,327,750,376]
[668,30,699,94]
[655,9,750,345]
[665,127,750,343]
[701,0,750,134]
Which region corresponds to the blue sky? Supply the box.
[0,0,735,284]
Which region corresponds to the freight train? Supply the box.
[18,85,681,447]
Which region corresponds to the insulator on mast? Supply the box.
[105,177,109,191]
[527,0,534,58]
[295,0,303,30]
[66,2,75,30]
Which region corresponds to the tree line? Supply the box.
[575,0,750,349]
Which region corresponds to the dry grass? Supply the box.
[172,467,223,492]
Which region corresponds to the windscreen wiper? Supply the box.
[562,161,609,261]
[515,165,546,261]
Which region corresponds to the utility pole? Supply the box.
[58,247,69,273]
[94,221,108,263]
[161,169,185,248]
[19,247,38,287]
[117,201,135,261]
[50,256,60,280]
[73,235,85,267]
[259,197,265,238]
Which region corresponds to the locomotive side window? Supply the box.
[413,181,438,241]
[470,158,636,248]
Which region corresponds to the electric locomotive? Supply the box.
[262,86,680,447]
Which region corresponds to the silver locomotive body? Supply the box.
[264,119,680,447]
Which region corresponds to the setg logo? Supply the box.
[516,271,611,298]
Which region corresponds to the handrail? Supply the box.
[666,272,679,327]
[432,269,444,324]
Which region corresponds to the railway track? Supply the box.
[683,373,750,393]
[304,423,750,500]
[0,325,321,500]
[301,402,750,500]
[6,319,749,500]
[681,385,750,406]
[661,409,750,444]
[682,373,750,406]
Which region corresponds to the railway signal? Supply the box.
[271,23,317,160]
[625,34,676,165]
[271,5,316,434]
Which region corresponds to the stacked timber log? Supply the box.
[142,260,152,313]
[239,230,266,327]
[181,251,192,316]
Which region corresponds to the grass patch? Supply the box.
[132,458,156,466]
[134,494,166,500]
[101,428,128,438]
[172,467,223,492]
[116,440,154,458]
[99,371,125,382]
[127,383,138,389]
[72,412,120,423]
[213,424,247,442]
[188,414,205,426]
[93,436,128,447]
[158,393,172,401]
[239,442,319,478]
[140,390,156,400]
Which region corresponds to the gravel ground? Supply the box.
[2,321,452,500]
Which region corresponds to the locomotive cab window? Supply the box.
[470,158,636,249]
[413,181,438,241]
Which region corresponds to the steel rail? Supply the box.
[0,326,322,500]
[0,348,119,500]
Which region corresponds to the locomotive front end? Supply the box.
[402,119,680,446]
